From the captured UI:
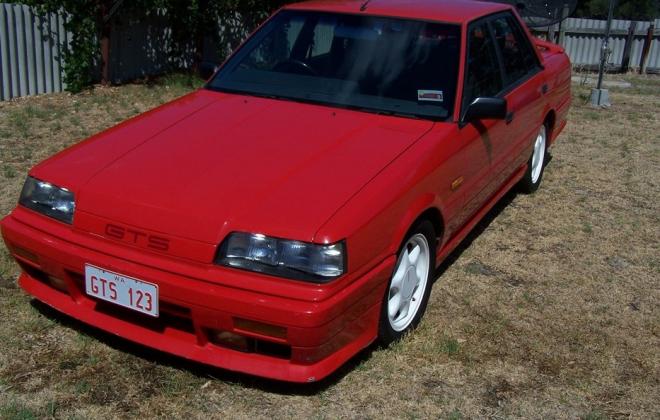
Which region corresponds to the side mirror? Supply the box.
[199,61,219,80]
[462,97,507,125]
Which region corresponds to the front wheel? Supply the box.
[378,220,436,345]
[519,124,548,194]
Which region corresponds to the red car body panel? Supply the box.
[75,92,435,245]
[1,0,571,382]
[286,0,508,24]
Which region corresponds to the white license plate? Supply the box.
[85,265,159,317]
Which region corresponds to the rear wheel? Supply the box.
[378,220,435,345]
[519,124,547,194]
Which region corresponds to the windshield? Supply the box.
[207,11,461,120]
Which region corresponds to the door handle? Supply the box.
[505,112,515,124]
[541,84,549,94]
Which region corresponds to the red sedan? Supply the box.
[1,0,571,382]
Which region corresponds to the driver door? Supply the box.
[455,20,508,223]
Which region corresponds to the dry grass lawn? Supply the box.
[0,73,658,419]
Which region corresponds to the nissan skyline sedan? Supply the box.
[1,0,571,382]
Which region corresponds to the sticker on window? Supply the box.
[417,90,444,103]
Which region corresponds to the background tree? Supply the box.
[574,0,660,20]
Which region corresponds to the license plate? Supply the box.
[85,265,159,317]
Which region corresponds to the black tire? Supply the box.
[519,123,549,194]
[378,220,436,346]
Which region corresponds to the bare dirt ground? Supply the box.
[0,73,658,419]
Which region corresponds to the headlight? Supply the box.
[19,176,75,224]
[216,232,346,282]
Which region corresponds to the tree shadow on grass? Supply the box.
[431,154,552,282]
[30,161,550,396]
[432,188,518,283]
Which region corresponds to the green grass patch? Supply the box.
[447,408,463,420]
[0,401,37,420]
[159,72,205,91]
[582,410,605,420]
[3,164,16,179]
[439,335,460,356]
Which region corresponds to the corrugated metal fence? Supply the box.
[1,2,659,101]
[534,17,660,71]
[0,3,69,101]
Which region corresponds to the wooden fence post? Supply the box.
[621,21,637,72]
[547,24,556,43]
[557,3,570,46]
[639,22,655,74]
[639,23,654,74]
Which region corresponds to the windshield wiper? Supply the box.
[212,87,314,106]
[339,104,422,120]
[208,86,431,120]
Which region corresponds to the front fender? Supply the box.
[314,125,458,279]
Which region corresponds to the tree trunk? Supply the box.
[192,0,210,73]
[99,1,112,85]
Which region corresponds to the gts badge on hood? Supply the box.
[105,224,170,252]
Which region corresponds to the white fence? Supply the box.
[1,2,659,102]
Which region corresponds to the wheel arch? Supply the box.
[414,207,444,246]
[389,195,446,262]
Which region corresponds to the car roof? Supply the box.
[284,0,512,24]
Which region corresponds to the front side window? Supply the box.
[208,11,461,120]
[490,14,539,85]
[462,22,503,112]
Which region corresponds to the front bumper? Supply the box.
[1,209,394,383]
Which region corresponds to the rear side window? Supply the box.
[490,14,539,85]
[462,22,503,112]
[309,21,334,58]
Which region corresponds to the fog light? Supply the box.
[234,318,287,340]
[10,244,39,264]
[48,276,68,293]
[208,330,251,352]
